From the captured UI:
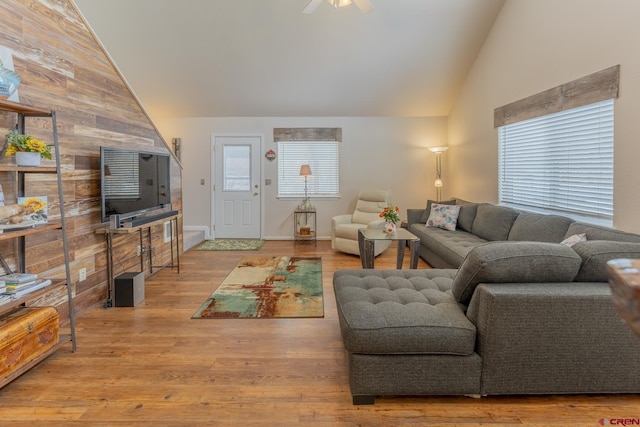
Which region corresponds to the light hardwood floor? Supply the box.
[0,240,638,425]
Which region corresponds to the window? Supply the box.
[498,99,614,224]
[223,145,251,191]
[277,140,339,198]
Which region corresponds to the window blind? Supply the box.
[277,141,339,197]
[498,99,613,221]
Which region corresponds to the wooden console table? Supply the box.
[96,213,181,308]
[606,258,640,338]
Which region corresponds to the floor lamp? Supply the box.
[428,147,449,201]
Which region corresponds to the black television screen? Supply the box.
[100,147,171,223]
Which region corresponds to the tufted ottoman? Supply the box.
[333,269,482,404]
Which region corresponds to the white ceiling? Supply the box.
[73,0,505,119]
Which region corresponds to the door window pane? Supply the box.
[223,145,251,191]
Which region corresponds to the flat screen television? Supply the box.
[100,146,172,224]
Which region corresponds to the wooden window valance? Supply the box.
[273,128,342,142]
[494,65,619,128]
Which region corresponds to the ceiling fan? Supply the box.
[303,0,374,14]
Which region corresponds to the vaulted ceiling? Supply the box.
[73,0,505,119]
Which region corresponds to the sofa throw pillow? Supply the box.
[420,199,455,224]
[452,241,582,305]
[426,204,461,231]
[560,233,587,247]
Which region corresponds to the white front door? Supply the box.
[212,135,261,239]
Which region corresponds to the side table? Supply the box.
[358,228,420,269]
[294,209,316,245]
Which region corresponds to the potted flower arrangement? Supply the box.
[5,130,52,166]
[380,204,400,234]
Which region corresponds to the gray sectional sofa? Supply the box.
[333,199,640,404]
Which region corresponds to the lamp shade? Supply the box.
[428,146,449,154]
[299,164,312,176]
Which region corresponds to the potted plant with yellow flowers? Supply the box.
[5,130,52,166]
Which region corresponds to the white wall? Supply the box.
[157,116,448,239]
[448,0,640,232]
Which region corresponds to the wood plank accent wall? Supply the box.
[494,65,620,128]
[0,0,183,318]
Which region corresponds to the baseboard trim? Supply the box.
[184,225,211,240]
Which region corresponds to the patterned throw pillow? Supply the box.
[420,199,455,224]
[426,204,461,231]
[560,233,587,247]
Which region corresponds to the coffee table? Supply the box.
[607,258,640,338]
[358,228,420,269]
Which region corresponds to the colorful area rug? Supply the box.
[194,239,265,251]
[192,256,323,319]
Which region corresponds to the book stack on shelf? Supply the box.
[0,273,52,302]
[0,280,7,305]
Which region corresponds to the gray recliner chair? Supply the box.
[331,189,392,256]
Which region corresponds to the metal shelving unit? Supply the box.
[0,98,76,388]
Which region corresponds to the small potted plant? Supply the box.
[4,130,52,166]
[380,204,400,234]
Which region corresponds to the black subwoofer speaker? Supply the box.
[114,272,145,307]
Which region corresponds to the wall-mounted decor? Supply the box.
[265,149,276,161]
[171,137,181,161]
[273,128,342,142]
